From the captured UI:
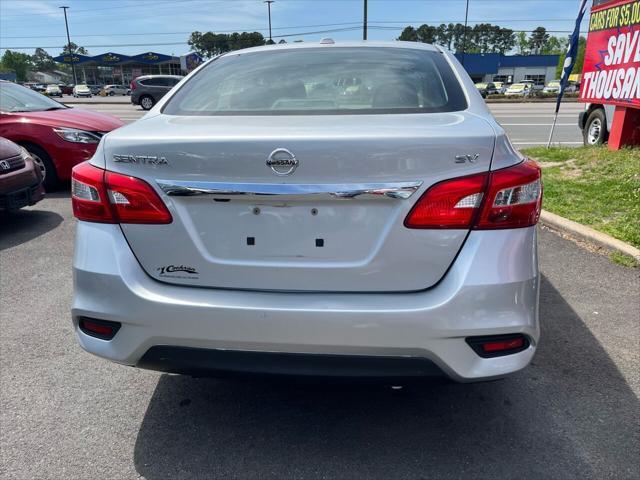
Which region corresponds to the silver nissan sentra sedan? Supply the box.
[71,40,542,382]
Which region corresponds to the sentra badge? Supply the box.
[113,154,169,166]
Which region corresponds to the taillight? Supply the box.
[474,159,542,229]
[404,173,487,228]
[71,161,113,222]
[405,159,541,230]
[71,162,172,224]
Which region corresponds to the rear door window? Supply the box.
[163,47,467,115]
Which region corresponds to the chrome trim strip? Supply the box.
[156,180,423,200]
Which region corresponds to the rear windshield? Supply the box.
[163,47,467,116]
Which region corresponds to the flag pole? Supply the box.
[547,109,559,147]
[547,0,588,148]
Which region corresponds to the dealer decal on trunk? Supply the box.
[157,265,199,279]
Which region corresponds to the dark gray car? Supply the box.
[130,75,183,110]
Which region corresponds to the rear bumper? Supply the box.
[137,346,444,379]
[72,223,540,382]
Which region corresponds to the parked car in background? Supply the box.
[130,74,183,110]
[474,82,499,97]
[73,42,542,383]
[60,84,74,95]
[543,80,578,94]
[45,84,62,97]
[0,81,123,190]
[0,137,45,211]
[504,83,532,97]
[72,84,92,98]
[102,84,130,96]
[493,81,507,94]
[579,103,615,145]
[88,85,102,95]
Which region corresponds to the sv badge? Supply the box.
[455,154,480,164]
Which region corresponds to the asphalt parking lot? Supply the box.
[1,193,638,479]
[64,96,585,147]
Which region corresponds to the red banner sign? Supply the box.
[580,0,640,108]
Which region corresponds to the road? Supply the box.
[1,194,638,479]
[65,97,585,147]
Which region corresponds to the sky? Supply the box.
[0,0,592,57]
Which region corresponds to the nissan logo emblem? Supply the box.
[266,148,298,176]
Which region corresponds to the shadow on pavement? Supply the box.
[133,276,639,479]
[0,206,64,251]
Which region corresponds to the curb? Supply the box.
[540,210,640,261]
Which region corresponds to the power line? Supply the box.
[0,18,587,40]
[0,26,373,50]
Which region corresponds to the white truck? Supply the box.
[579,103,615,145]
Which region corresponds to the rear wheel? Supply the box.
[109,91,115,96]
[583,108,607,146]
[140,95,155,110]
[24,144,59,191]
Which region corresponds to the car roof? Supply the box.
[219,40,441,58]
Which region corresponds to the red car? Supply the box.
[0,81,123,190]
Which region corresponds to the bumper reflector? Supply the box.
[78,317,121,340]
[465,334,529,358]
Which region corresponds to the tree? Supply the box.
[398,26,418,42]
[60,42,88,55]
[528,27,550,55]
[452,23,471,53]
[469,24,486,53]
[0,50,33,82]
[397,22,513,54]
[416,24,438,44]
[188,31,265,58]
[555,36,586,78]
[516,31,530,55]
[31,48,56,72]
[542,35,569,55]
[435,23,456,50]
[494,28,516,54]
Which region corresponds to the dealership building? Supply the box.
[454,53,561,85]
[52,51,199,86]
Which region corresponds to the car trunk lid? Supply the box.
[104,112,495,292]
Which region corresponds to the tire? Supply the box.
[23,144,59,191]
[583,108,607,146]
[140,95,155,110]
[109,91,115,96]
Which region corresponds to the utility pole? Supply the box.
[461,0,470,67]
[363,0,368,40]
[59,6,77,85]
[264,1,275,44]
